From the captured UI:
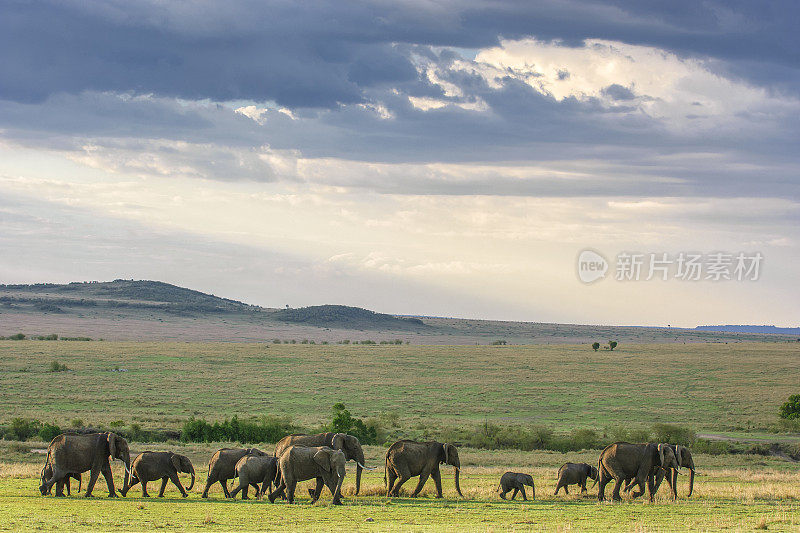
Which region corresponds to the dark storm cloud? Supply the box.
[1,0,798,107]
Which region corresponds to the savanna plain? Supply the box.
[1,341,799,531]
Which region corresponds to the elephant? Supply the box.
[229,455,278,500]
[554,462,598,495]
[385,440,462,498]
[624,444,696,498]
[119,451,195,498]
[597,442,680,502]
[274,432,371,494]
[39,432,130,498]
[268,446,347,505]
[498,471,535,500]
[201,447,267,498]
[41,463,81,496]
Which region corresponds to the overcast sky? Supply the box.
[1,1,798,326]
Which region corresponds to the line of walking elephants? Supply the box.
[39,431,696,504]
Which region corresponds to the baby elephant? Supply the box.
[120,451,195,498]
[554,462,598,495]
[498,472,535,501]
[229,455,278,500]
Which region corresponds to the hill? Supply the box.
[1,279,797,344]
[696,324,800,335]
[273,304,425,330]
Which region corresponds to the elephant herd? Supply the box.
[38,430,696,506]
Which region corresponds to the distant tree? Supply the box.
[592,342,600,352]
[492,340,507,345]
[608,341,618,351]
[779,394,800,420]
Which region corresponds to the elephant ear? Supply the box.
[332,433,346,450]
[171,454,182,472]
[442,443,450,464]
[107,433,117,460]
[675,445,684,466]
[313,449,332,472]
[657,443,666,467]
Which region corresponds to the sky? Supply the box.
[0,0,798,326]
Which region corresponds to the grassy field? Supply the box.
[1,442,798,531]
[0,341,798,432]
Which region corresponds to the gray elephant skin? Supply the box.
[39,432,130,497]
[120,451,195,498]
[554,462,598,495]
[274,432,369,494]
[597,442,680,502]
[41,462,81,496]
[201,447,267,498]
[385,440,462,498]
[653,445,696,498]
[229,455,278,500]
[498,471,535,500]
[268,446,347,505]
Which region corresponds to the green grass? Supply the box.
[1,341,798,433]
[1,445,798,531]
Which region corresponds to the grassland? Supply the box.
[1,341,798,432]
[1,442,798,531]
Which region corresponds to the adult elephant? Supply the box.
[120,451,195,498]
[597,442,680,502]
[274,432,371,495]
[39,432,130,498]
[268,446,346,505]
[385,440,462,498]
[201,447,267,498]
[654,445,696,498]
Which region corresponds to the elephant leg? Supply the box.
[553,482,561,495]
[168,472,187,498]
[310,477,324,503]
[611,479,623,501]
[286,480,297,504]
[511,487,519,500]
[100,464,117,497]
[201,474,216,498]
[411,471,430,498]
[268,481,286,503]
[631,480,645,499]
[564,485,569,495]
[229,481,243,499]
[520,486,528,501]
[260,479,271,498]
[84,467,101,497]
[141,481,150,498]
[242,483,250,500]
[431,468,443,498]
[221,479,231,498]
[392,474,411,497]
[64,477,71,496]
[386,468,398,496]
[156,477,167,497]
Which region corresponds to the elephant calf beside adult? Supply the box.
[274,432,371,495]
[41,463,81,496]
[229,455,278,500]
[498,471,535,500]
[597,442,680,502]
[201,447,268,498]
[39,432,130,498]
[269,446,347,505]
[120,451,195,498]
[554,462,598,495]
[385,440,462,498]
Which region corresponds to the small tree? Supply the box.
[592,342,600,352]
[779,394,800,420]
[608,341,618,351]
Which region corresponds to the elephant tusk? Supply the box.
[356,462,377,471]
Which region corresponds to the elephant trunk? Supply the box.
[688,468,694,497]
[188,465,196,491]
[453,466,463,497]
[122,458,131,495]
[354,448,367,495]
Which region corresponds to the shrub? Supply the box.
[71,419,84,428]
[491,340,507,345]
[779,394,800,420]
[35,334,59,341]
[8,418,41,440]
[8,333,26,340]
[608,341,618,351]
[38,422,62,442]
[652,423,696,446]
[328,403,378,445]
[61,337,92,341]
[181,415,296,444]
[48,361,68,372]
[693,438,731,455]
[592,342,600,351]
